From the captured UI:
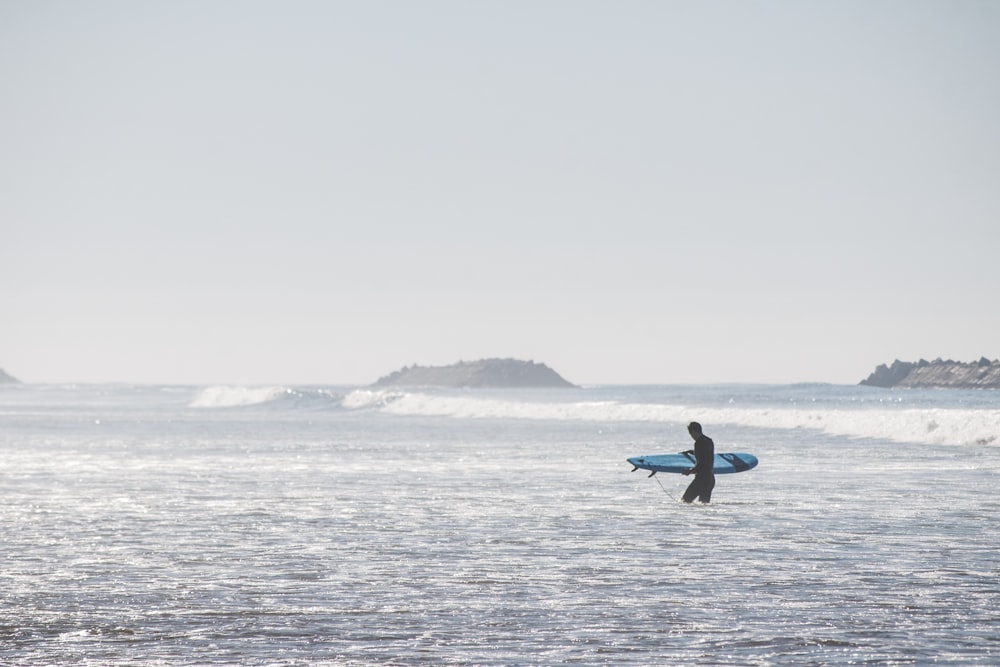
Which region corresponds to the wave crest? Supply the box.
[188,386,999,446]
[342,389,407,409]
[190,386,294,408]
[346,390,1000,446]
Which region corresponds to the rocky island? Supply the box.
[0,368,21,384]
[373,358,576,388]
[860,358,1000,389]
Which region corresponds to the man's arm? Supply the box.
[682,448,696,474]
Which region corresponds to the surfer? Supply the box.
[682,421,715,503]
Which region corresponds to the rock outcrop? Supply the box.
[860,358,1000,389]
[0,368,21,384]
[373,358,576,388]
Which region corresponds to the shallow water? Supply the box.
[1,384,998,664]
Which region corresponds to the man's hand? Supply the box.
[683,467,694,476]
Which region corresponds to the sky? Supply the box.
[2,0,999,386]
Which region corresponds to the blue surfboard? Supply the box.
[628,452,758,476]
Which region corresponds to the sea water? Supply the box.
[1,383,997,665]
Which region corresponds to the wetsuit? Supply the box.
[682,433,715,503]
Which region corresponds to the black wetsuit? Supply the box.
[682,434,715,503]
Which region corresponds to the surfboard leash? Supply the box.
[653,474,681,502]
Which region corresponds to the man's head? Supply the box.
[687,421,702,439]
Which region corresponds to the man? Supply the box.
[682,421,715,503]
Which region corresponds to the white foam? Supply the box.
[341,389,407,409]
[688,405,999,446]
[189,386,292,408]
[344,390,1000,446]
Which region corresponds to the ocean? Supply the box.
[1,382,997,665]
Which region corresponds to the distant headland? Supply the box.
[860,358,1000,389]
[0,368,21,384]
[373,358,576,388]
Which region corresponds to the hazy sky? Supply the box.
[3,1,999,385]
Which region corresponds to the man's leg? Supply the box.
[682,478,699,503]
[698,476,716,503]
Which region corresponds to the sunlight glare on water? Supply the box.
[0,384,998,664]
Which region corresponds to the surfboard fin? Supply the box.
[631,465,639,472]
[647,470,656,478]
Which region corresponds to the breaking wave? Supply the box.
[190,386,293,408]
[340,389,407,409]
[188,386,999,447]
[190,386,341,409]
[341,389,1000,447]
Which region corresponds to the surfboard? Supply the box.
[627,452,758,476]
